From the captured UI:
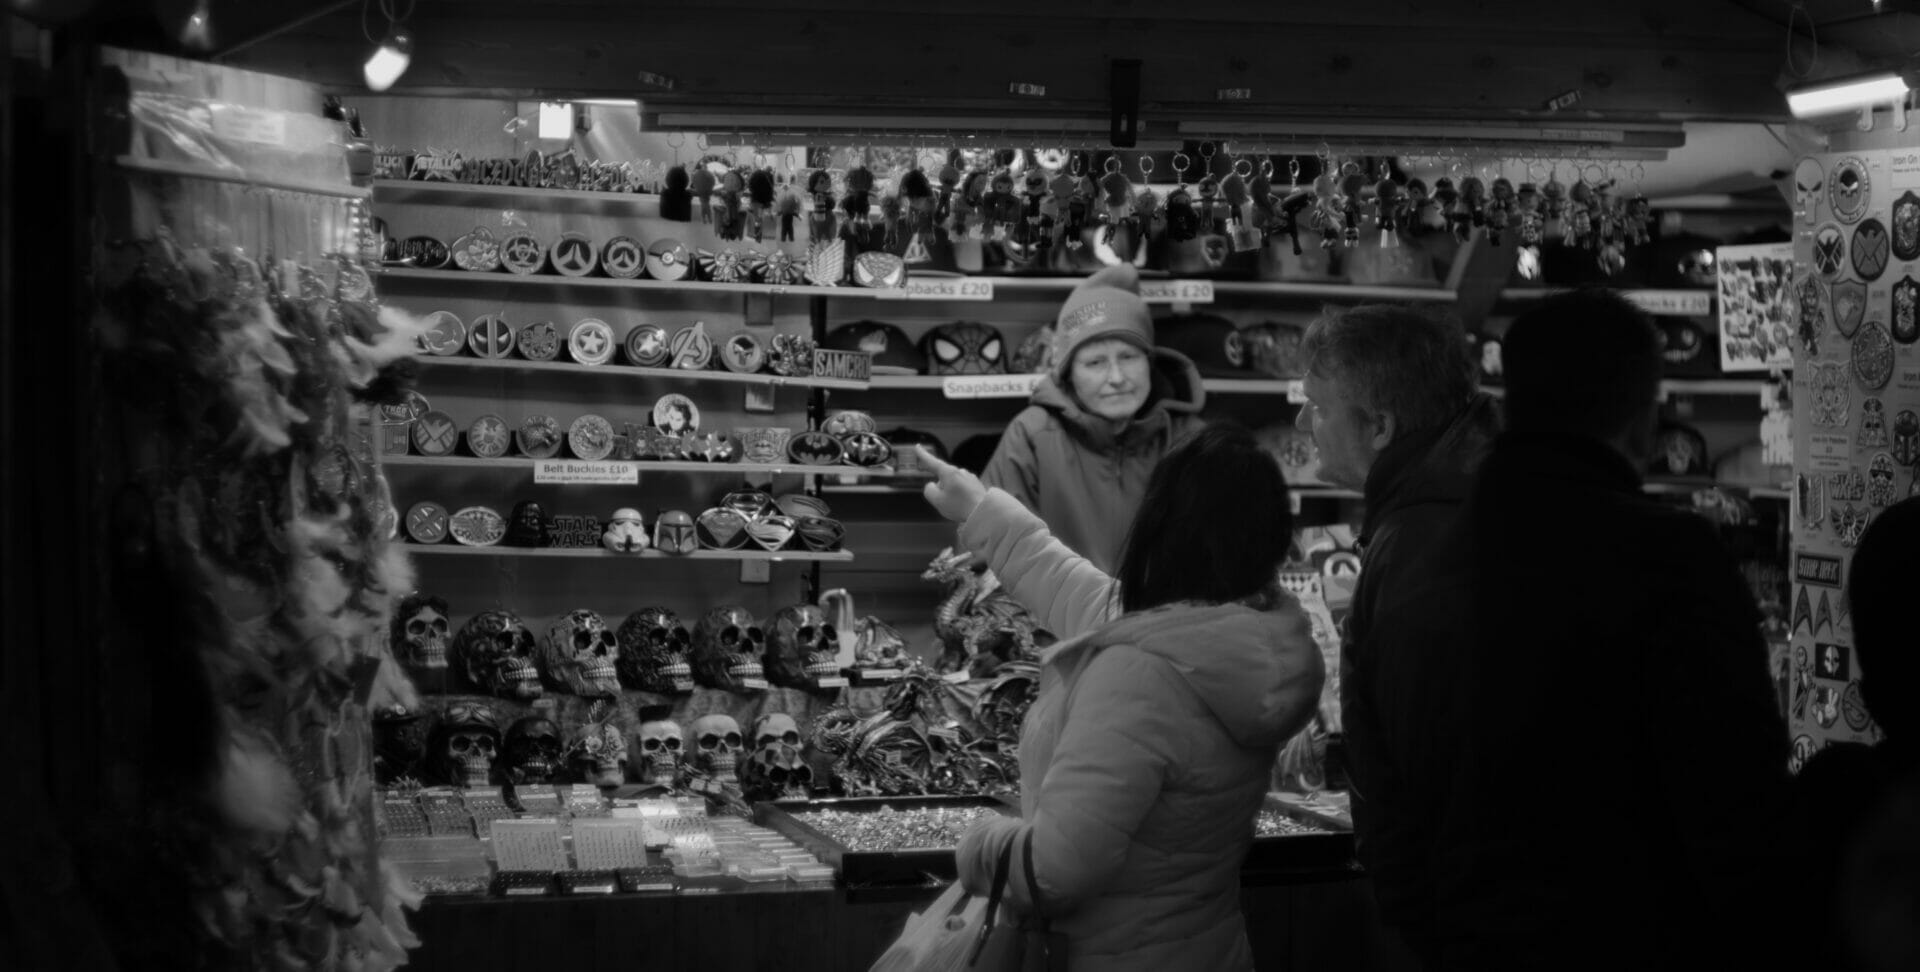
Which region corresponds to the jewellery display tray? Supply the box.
[1242,794,1357,875]
[753,795,1019,888]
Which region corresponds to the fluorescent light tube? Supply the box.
[363,29,412,92]
[1787,73,1910,118]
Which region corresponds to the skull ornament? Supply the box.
[565,719,628,788]
[766,604,841,688]
[501,714,562,785]
[428,702,500,787]
[392,592,451,677]
[540,609,622,696]
[741,715,812,802]
[615,607,695,694]
[687,713,744,785]
[630,719,683,787]
[452,609,543,699]
[692,605,768,691]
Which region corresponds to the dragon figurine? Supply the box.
[923,547,1050,677]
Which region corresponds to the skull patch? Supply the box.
[451,609,543,699]
[540,609,622,696]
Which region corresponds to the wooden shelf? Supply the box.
[1643,479,1789,499]
[411,353,872,391]
[1497,287,1715,317]
[1293,486,1361,499]
[1206,378,1301,396]
[383,454,906,478]
[818,483,932,495]
[1212,280,1455,302]
[378,266,906,300]
[406,544,852,562]
[373,179,661,208]
[1661,378,1770,397]
[117,155,370,199]
[861,375,1301,397]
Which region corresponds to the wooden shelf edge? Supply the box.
[382,455,904,479]
[404,545,854,562]
[372,179,662,207]
[379,266,899,301]
[411,353,870,391]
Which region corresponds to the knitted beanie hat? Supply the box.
[1049,264,1154,382]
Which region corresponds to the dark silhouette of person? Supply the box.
[1436,288,1792,971]
[1797,495,1920,972]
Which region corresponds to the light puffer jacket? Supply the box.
[953,490,1325,972]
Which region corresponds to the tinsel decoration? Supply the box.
[97,234,427,971]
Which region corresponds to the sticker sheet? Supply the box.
[1715,242,1795,371]
[1788,148,1914,766]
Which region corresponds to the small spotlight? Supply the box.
[179,0,213,50]
[363,28,413,92]
[538,102,573,140]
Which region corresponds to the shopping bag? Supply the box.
[966,833,1069,972]
[867,863,990,972]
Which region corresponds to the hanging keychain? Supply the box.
[1485,166,1514,247]
[1624,161,1652,247]
[1374,159,1403,248]
[1223,153,1256,251]
[1309,148,1344,250]
[1164,150,1198,243]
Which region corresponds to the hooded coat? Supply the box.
[953,490,1324,972]
[981,348,1205,572]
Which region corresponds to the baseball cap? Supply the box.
[823,321,926,375]
[1155,314,1248,379]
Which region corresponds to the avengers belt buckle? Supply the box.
[852,251,907,288]
[821,410,877,437]
[721,333,766,374]
[549,232,598,277]
[516,415,563,458]
[517,321,561,361]
[500,232,546,275]
[411,409,461,456]
[787,430,844,466]
[646,239,691,281]
[468,314,516,359]
[568,414,616,460]
[670,323,714,370]
[450,506,507,546]
[569,318,616,365]
[602,236,645,279]
[419,311,467,356]
[696,508,751,549]
[840,431,894,467]
[467,414,512,458]
[723,489,774,520]
[654,510,698,555]
[624,324,670,368]
[746,514,797,551]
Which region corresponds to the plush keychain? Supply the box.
[1514,182,1543,246]
[714,168,745,240]
[1374,177,1404,247]
[1223,166,1257,251]
[777,177,803,242]
[841,166,875,248]
[1454,176,1485,242]
[1099,165,1135,244]
[689,166,717,226]
[660,165,693,222]
[1624,194,1653,246]
[1309,173,1344,250]
[807,170,837,247]
[1249,161,1277,242]
[898,168,936,263]
[747,169,776,244]
[1017,170,1053,256]
[1484,177,1514,247]
[1339,168,1368,247]
[1196,175,1226,237]
[1564,180,1594,249]
[1061,170,1095,252]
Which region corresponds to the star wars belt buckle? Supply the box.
[602,236,645,279]
[625,324,670,368]
[696,508,750,549]
[411,410,461,456]
[449,506,507,546]
[468,314,516,359]
[646,240,691,281]
[568,414,616,461]
[549,232,598,277]
[516,415,563,458]
[720,333,766,374]
[569,318,616,366]
[517,321,561,361]
[852,251,907,289]
[419,311,467,356]
[653,511,698,555]
[404,501,449,544]
[821,410,877,437]
[670,323,714,370]
[787,431,844,466]
[467,414,512,458]
[746,514,798,551]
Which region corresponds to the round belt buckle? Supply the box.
[568,414,616,460]
[602,235,645,279]
[721,333,766,374]
[516,415,563,458]
[625,324,670,368]
[500,231,546,275]
[517,321,561,361]
[450,506,506,546]
[419,311,467,356]
[405,501,449,544]
[549,231,598,277]
[647,239,691,281]
[467,414,511,458]
[411,409,461,456]
[670,323,714,370]
[468,313,515,359]
[568,318,615,366]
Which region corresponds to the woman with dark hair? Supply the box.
[915,424,1324,972]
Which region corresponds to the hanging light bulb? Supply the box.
[178,0,213,50]
[363,26,412,91]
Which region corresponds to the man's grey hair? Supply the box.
[1299,304,1478,436]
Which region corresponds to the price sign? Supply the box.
[739,677,771,691]
[814,676,850,689]
[1285,381,1308,405]
[1622,290,1713,317]
[942,374,1045,399]
[904,277,996,301]
[1138,279,1215,304]
[534,460,639,485]
[941,670,972,684]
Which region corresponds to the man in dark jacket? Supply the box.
[1296,305,1500,962]
[1437,289,1791,970]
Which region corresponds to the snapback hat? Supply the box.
[823,321,926,375]
[1240,321,1306,380]
[885,427,948,478]
[1049,264,1154,383]
[1156,314,1248,379]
